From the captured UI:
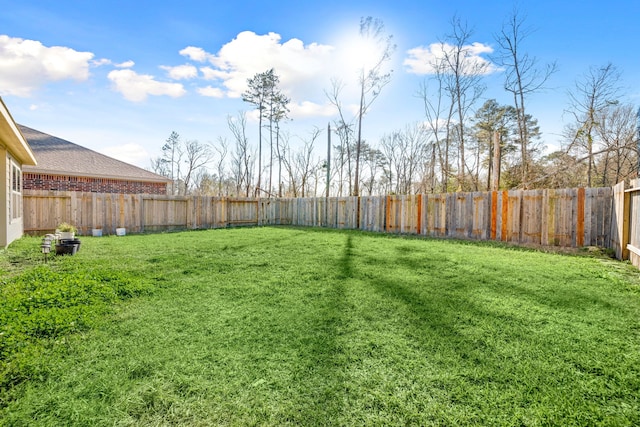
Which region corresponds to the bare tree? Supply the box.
[495,8,556,188]
[149,156,170,178]
[193,170,216,196]
[596,103,638,185]
[380,123,427,194]
[213,136,229,196]
[353,17,396,196]
[282,128,322,197]
[565,63,622,186]
[358,141,386,195]
[326,78,356,196]
[180,140,214,195]
[228,112,253,196]
[418,73,455,192]
[441,16,489,190]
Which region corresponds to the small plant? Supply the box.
[57,222,77,233]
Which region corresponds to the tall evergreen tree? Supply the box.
[242,68,288,197]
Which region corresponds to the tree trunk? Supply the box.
[491,131,501,191]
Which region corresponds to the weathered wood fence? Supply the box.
[24,187,614,251]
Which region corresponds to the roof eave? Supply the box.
[0,98,37,165]
[22,166,171,183]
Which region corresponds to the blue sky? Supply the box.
[1,0,639,168]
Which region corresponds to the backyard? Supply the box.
[1,227,639,426]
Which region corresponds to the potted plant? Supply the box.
[55,222,80,255]
[92,226,103,237]
[57,222,77,240]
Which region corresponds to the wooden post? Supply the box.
[385,195,391,233]
[416,194,423,235]
[118,193,125,229]
[577,188,585,247]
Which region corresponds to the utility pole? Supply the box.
[326,123,331,226]
[326,123,331,199]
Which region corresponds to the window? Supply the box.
[10,161,22,221]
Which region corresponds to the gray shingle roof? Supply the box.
[19,125,169,183]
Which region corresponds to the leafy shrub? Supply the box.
[56,222,77,233]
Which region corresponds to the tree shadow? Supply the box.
[283,234,354,423]
[337,234,354,279]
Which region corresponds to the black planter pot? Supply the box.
[55,244,76,255]
[60,239,81,253]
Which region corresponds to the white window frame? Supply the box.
[10,159,22,221]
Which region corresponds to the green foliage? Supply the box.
[56,222,76,233]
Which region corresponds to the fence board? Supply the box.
[521,190,542,244]
[360,196,385,232]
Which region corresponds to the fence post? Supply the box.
[138,194,144,233]
[577,188,585,247]
[416,194,422,235]
[385,195,391,233]
[611,181,630,260]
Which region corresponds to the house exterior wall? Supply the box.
[0,146,6,246]
[1,149,24,246]
[23,173,167,194]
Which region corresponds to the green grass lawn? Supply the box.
[1,227,640,426]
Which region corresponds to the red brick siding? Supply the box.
[23,173,167,194]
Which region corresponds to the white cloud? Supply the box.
[115,60,135,68]
[183,31,335,103]
[100,143,149,167]
[197,86,224,98]
[404,42,498,75]
[289,101,336,119]
[170,31,398,120]
[107,69,186,102]
[0,34,94,96]
[160,64,198,80]
[200,66,230,81]
[179,46,210,62]
[91,58,112,67]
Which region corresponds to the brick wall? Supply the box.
[23,173,167,194]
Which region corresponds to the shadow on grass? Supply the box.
[287,234,352,423]
[391,244,627,318]
[338,234,354,279]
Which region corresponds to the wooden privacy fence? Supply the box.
[24,188,614,251]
